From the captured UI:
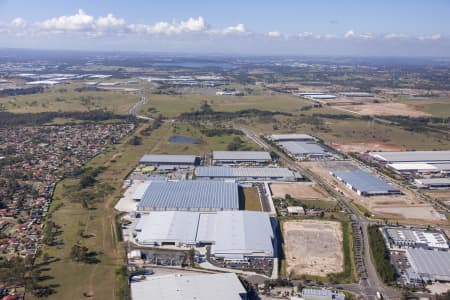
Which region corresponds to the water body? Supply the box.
[169,136,199,144]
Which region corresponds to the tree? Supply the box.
[128,136,142,145]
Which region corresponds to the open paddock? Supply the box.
[269,182,334,201]
[282,220,343,278]
[336,102,431,117]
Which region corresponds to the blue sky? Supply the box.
[0,0,449,56]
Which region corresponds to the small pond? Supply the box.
[168,136,199,144]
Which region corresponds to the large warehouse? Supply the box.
[405,248,450,282]
[278,141,331,160]
[195,166,300,181]
[369,151,450,164]
[136,181,240,211]
[268,134,316,142]
[414,178,450,189]
[384,227,449,250]
[139,154,199,166]
[331,170,401,196]
[135,211,274,260]
[131,273,247,300]
[212,151,272,165]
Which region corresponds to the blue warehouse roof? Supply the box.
[333,170,400,194]
[137,180,239,211]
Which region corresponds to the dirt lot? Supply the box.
[332,142,406,153]
[269,182,334,201]
[337,102,431,117]
[282,220,343,278]
[423,190,450,206]
[300,161,445,223]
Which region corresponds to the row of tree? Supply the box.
[368,225,396,284]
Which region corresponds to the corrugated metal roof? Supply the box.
[278,141,328,155]
[131,273,246,300]
[333,170,400,193]
[138,181,239,211]
[134,211,274,258]
[388,163,438,171]
[139,154,198,164]
[407,248,450,277]
[212,211,274,257]
[370,151,450,163]
[195,167,295,178]
[269,134,315,141]
[135,211,199,244]
[213,151,271,161]
[415,178,450,185]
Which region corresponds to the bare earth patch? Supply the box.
[332,142,406,153]
[270,182,334,201]
[338,102,431,117]
[283,220,343,278]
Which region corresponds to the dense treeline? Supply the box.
[0,86,44,97]
[179,108,292,121]
[368,225,396,284]
[0,110,134,127]
[200,128,243,137]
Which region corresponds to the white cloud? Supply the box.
[267,31,282,38]
[222,24,246,34]
[418,33,441,41]
[344,30,355,38]
[96,14,126,30]
[298,32,313,38]
[39,9,94,31]
[128,17,208,35]
[384,33,408,39]
[11,17,27,28]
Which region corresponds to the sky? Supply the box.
[0,0,449,56]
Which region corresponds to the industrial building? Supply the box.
[195,167,301,181]
[369,151,450,164]
[301,288,345,300]
[384,227,449,250]
[131,273,247,300]
[405,248,450,283]
[339,92,373,97]
[278,141,331,160]
[414,178,450,189]
[331,170,401,196]
[136,181,240,211]
[139,154,199,166]
[387,163,440,176]
[212,151,272,165]
[268,134,316,142]
[134,211,274,260]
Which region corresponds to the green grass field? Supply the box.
[242,187,262,211]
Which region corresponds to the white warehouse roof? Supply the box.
[406,248,450,281]
[278,141,328,155]
[139,154,198,165]
[131,273,247,300]
[269,134,315,142]
[135,211,274,259]
[369,151,450,163]
[213,151,271,161]
[388,163,438,172]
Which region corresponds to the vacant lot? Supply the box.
[270,182,334,201]
[332,142,406,153]
[283,220,343,278]
[337,102,431,117]
[301,161,445,223]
